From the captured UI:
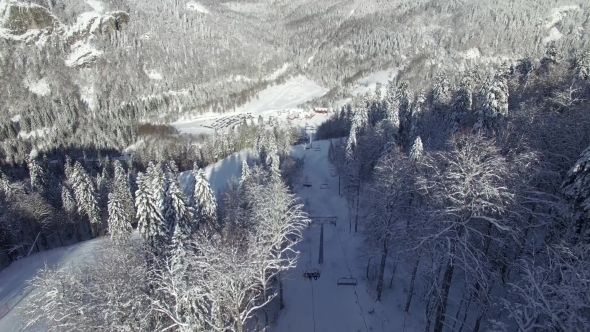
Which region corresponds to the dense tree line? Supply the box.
[0,119,301,268]
[323,45,590,331]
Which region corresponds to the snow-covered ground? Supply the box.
[186,2,209,14]
[86,0,105,14]
[26,78,50,96]
[271,139,423,332]
[0,237,107,331]
[65,41,103,68]
[350,68,399,97]
[145,69,163,80]
[265,63,290,81]
[173,75,330,135]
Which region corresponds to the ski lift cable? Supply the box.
[311,279,317,332]
[329,199,369,332]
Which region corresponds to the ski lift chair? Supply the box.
[320,181,329,189]
[302,269,321,280]
[337,277,358,286]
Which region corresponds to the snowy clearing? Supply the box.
[65,41,103,68]
[146,69,163,80]
[460,47,481,60]
[545,5,582,29]
[173,75,330,135]
[0,237,109,330]
[86,0,105,14]
[350,68,400,97]
[543,26,563,44]
[26,78,50,96]
[186,2,210,14]
[265,63,290,81]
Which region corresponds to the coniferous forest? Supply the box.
[0,0,589,331]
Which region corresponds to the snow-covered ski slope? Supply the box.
[273,140,424,332]
[0,237,109,331]
[173,75,330,135]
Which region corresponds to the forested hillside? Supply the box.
[318,44,590,331]
[0,0,589,331]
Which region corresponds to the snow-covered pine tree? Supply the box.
[108,192,132,245]
[408,91,426,145]
[27,157,45,192]
[193,168,218,231]
[268,151,281,183]
[432,74,452,113]
[240,160,251,187]
[573,50,590,81]
[449,78,473,134]
[135,169,166,251]
[70,162,101,237]
[473,77,509,134]
[409,136,424,161]
[397,81,412,149]
[164,167,194,239]
[562,145,590,239]
[113,161,135,223]
[0,171,12,197]
[61,185,77,215]
[384,80,400,139]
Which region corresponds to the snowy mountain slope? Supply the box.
[173,75,331,135]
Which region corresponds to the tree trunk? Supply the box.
[458,284,477,332]
[389,251,399,289]
[425,262,444,332]
[376,240,388,301]
[278,271,284,310]
[404,256,420,313]
[472,281,495,332]
[366,256,373,279]
[354,184,360,232]
[452,291,466,331]
[433,243,455,332]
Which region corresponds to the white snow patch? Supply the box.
[67,11,103,39]
[265,63,290,81]
[460,47,481,60]
[173,75,329,135]
[18,127,50,139]
[65,41,103,67]
[186,2,209,14]
[10,114,21,122]
[543,26,563,44]
[26,78,50,96]
[79,84,96,110]
[545,5,582,29]
[350,68,400,97]
[307,55,314,64]
[86,0,105,14]
[227,75,252,83]
[146,69,163,80]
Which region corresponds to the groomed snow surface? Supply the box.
[271,140,423,332]
[173,75,330,135]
